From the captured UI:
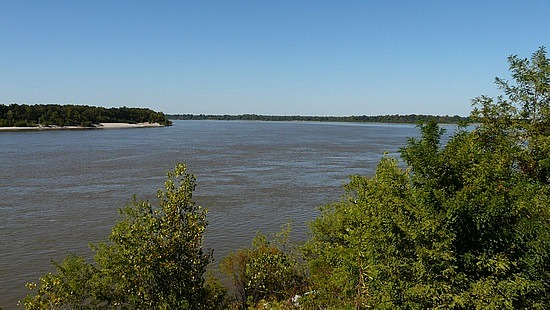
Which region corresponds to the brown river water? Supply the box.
[0,120,457,308]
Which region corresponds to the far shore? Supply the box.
[0,122,164,131]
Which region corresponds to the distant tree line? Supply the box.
[0,104,172,127]
[168,113,470,124]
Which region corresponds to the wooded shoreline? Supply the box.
[0,122,165,131]
[0,104,172,128]
[168,113,470,124]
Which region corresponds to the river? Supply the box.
[0,120,455,308]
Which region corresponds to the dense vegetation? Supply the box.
[22,164,223,309]
[22,47,549,309]
[169,113,468,124]
[0,104,172,127]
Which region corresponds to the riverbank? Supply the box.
[0,122,164,131]
[96,122,164,129]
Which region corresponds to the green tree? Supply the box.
[23,164,221,309]
[220,224,307,309]
[303,47,550,309]
[0,104,172,127]
[22,255,102,309]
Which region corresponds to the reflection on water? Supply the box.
[0,120,455,308]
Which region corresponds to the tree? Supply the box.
[303,47,550,309]
[22,255,102,309]
[23,164,221,309]
[495,47,550,125]
[220,224,307,309]
[0,104,172,127]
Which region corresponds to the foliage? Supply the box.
[169,113,469,124]
[0,103,172,127]
[22,255,102,309]
[220,224,307,309]
[23,164,221,309]
[303,47,550,309]
[480,46,550,184]
[206,274,232,310]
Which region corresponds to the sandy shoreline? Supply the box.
[96,122,164,129]
[0,122,164,131]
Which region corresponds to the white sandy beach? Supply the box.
[0,122,164,131]
[95,122,164,129]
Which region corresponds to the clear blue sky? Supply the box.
[1,1,548,116]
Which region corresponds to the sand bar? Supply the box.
[95,122,164,129]
[0,122,164,131]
